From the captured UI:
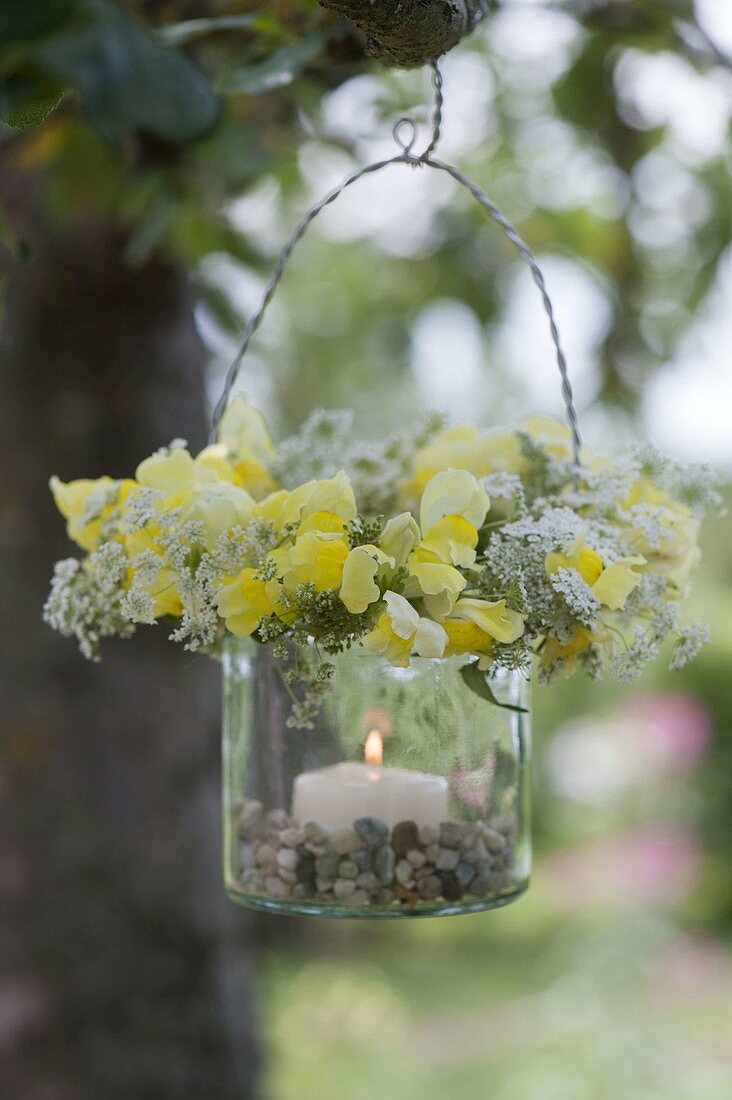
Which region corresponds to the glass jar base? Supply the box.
[225,879,529,919]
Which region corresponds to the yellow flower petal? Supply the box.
[281,471,357,527]
[380,512,420,566]
[285,532,349,592]
[420,514,479,568]
[420,469,489,532]
[450,597,525,644]
[216,568,273,637]
[340,545,392,614]
[592,556,645,610]
[218,396,276,464]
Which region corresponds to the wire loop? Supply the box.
[210,58,582,476]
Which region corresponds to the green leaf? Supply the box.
[217,33,325,96]
[459,661,529,713]
[156,14,261,48]
[33,0,220,144]
[0,0,79,46]
[3,88,65,128]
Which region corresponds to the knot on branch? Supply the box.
[320,0,488,68]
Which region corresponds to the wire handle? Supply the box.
[210,60,582,472]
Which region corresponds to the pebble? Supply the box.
[350,889,369,905]
[329,827,363,855]
[391,820,419,858]
[373,845,395,885]
[480,825,507,854]
[438,871,463,902]
[265,808,289,830]
[316,876,334,893]
[354,817,389,850]
[417,875,442,900]
[406,848,427,869]
[419,824,438,846]
[280,827,304,848]
[463,839,489,865]
[435,847,460,872]
[470,873,492,897]
[455,861,476,890]
[439,822,463,850]
[425,843,440,863]
[395,859,415,886]
[315,852,339,879]
[255,843,277,870]
[240,845,256,871]
[304,821,328,845]
[296,856,315,883]
[277,848,298,872]
[264,875,289,898]
[352,850,372,873]
[279,869,298,886]
[334,878,356,900]
[356,872,381,891]
[338,859,359,879]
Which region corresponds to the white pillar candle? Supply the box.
[291,758,449,831]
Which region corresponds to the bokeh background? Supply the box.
[2,2,731,1097]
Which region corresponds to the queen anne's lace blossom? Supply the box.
[44,397,718,725]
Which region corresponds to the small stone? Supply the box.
[329,827,363,855]
[394,886,420,904]
[296,856,315,883]
[439,822,462,849]
[479,825,506,854]
[279,869,298,885]
[417,875,442,900]
[373,844,395,885]
[413,865,434,882]
[354,817,389,850]
[304,843,326,858]
[277,848,298,872]
[334,878,356,900]
[356,872,381,891]
[435,847,460,872]
[291,883,310,899]
[350,889,368,905]
[315,851,340,878]
[316,876,334,893]
[352,850,372,873]
[242,870,265,891]
[470,874,493,897]
[304,821,328,845]
[255,843,277,869]
[391,820,419,858]
[455,861,476,889]
[338,859,359,879]
[236,800,264,839]
[265,808,289,830]
[395,859,414,886]
[240,844,256,871]
[463,839,489,866]
[438,871,463,902]
[264,875,290,898]
[493,812,519,837]
[419,824,438,846]
[371,887,395,906]
[425,843,440,863]
[406,848,427,869]
[489,871,513,892]
[459,826,478,851]
[280,827,305,848]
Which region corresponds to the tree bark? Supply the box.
[0,163,260,1099]
[320,0,487,67]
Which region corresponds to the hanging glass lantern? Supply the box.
[223,637,530,917]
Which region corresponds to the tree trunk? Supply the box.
[0,165,260,1099]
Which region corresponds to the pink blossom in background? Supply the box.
[646,930,732,1004]
[542,823,702,910]
[620,693,712,775]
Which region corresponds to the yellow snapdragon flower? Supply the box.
[622,478,701,594]
[218,396,276,464]
[361,591,448,668]
[441,597,525,663]
[177,482,255,549]
[340,545,394,614]
[280,471,357,528]
[284,532,350,592]
[403,548,467,619]
[545,536,646,611]
[401,424,526,504]
[50,475,136,551]
[379,513,420,566]
[216,568,274,636]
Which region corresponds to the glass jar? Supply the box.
[222,637,531,918]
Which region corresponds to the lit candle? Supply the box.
[291,729,450,830]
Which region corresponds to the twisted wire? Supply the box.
[210,61,583,477]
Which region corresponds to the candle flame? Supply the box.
[364,728,383,767]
